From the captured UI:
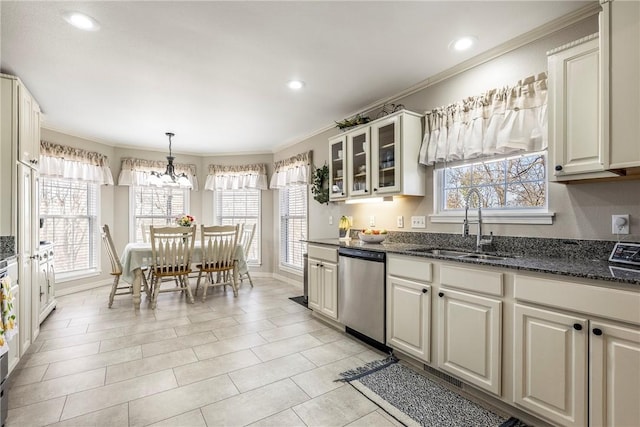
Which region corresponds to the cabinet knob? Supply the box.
[422,288,428,294]
[555,165,563,171]
[316,263,320,267]
[364,189,368,192]
[593,328,603,336]
[573,323,582,331]
[438,292,444,297]
[373,188,377,192]
[341,192,345,196]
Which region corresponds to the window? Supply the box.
[214,189,261,265]
[433,152,551,224]
[131,186,189,242]
[279,185,307,271]
[40,178,99,276]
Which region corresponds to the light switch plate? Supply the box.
[397,216,404,228]
[611,214,629,234]
[369,216,375,227]
[411,216,426,229]
[329,215,333,225]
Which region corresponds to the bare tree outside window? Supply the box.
[443,153,546,210]
[132,186,188,242]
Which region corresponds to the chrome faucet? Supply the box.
[463,188,493,252]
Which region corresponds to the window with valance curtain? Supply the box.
[204,163,268,191]
[418,73,548,166]
[117,158,199,190]
[269,151,312,189]
[39,141,114,184]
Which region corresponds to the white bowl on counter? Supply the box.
[358,232,387,243]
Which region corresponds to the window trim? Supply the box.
[278,185,308,272]
[129,186,191,242]
[430,153,554,225]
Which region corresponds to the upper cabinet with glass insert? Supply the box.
[328,110,425,201]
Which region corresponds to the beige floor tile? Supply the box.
[5,396,66,427]
[9,367,105,409]
[39,327,127,352]
[174,349,261,386]
[128,374,238,426]
[292,384,377,427]
[233,307,288,324]
[35,325,89,341]
[148,409,207,427]
[301,338,368,366]
[291,356,369,398]
[212,319,277,340]
[346,410,399,427]
[281,303,312,314]
[355,348,388,364]
[68,309,145,327]
[99,328,177,353]
[248,408,306,427]
[142,331,218,357]
[309,327,347,343]
[106,348,197,384]
[153,304,213,321]
[22,342,100,368]
[258,319,327,342]
[44,345,142,380]
[174,316,238,337]
[229,353,317,392]
[201,378,309,426]
[39,318,71,330]
[186,308,246,324]
[47,403,129,427]
[8,364,48,387]
[267,311,313,327]
[252,334,323,362]
[118,316,191,336]
[192,333,267,360]
[61,369,177,421]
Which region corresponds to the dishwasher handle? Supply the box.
[338,247,385,262]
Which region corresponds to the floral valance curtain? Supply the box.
[39,141,114,185]
[269,151,312,189]
[117,158,199,190]
[418,73,548,166]
[204,163,268,191]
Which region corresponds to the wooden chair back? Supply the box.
[150,225,196,275]
[101,224,122,275]
[238,223,256,260]
[200,225,239,273]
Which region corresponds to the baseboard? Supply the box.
[271,273,303,288]
[56,278,111,296]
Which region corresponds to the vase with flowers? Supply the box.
[176,214,195,227]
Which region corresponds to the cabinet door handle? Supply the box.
[573,323,582,331]
[438,292,444,297]
[364,189,368,192]
[422,288,428,294]
[373,188,377,192]
[593,328,603,336]
[555,165,563,171]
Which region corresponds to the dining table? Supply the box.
[120,242,248,309]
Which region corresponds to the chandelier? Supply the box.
[150,132,192,188]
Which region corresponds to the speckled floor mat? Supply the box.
[339,360,522,427]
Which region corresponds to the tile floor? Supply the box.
[6,277,401,427]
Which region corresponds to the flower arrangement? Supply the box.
[176,214,195,227]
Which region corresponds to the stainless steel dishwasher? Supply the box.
[338,247,388,351]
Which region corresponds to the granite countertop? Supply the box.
[307,238,640,288]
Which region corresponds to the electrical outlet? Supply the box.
[329,215,333,225]
[397,216,404,228]
[369,216,375,227]
[612,214,629,234]
[411,216,426,229]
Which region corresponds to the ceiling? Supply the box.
[1,1,592,155]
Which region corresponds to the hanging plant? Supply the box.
[311,164,330,205]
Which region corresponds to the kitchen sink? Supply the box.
[459,253,510,261]
[407,248,512,260]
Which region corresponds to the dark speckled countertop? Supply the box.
[307,237,640,288]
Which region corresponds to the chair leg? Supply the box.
[182,274,194,304]
[108,275,119,308]
[195,270,203,297]
[142,273,151,300]
[151,275,161,310]
[232,266,239,297]
[246,271,254,287]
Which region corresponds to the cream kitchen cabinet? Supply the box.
[307,244,338,320]
[5,259,20,374]
[437,264,503,396]
[514,273,640,427]
[38,243,56,324]
[17,80,41,169]
[386,255,432,363]
[328,110,425,201]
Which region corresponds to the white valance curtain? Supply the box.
[269,151,312,189]
[117,158,199,190]
[204,163,268,191]
[39,141,114,185]
[418,73,548,166]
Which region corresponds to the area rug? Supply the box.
[288,295,308,308]
[338,357,525,427]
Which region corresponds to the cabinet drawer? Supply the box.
[308,245,338,263]
[515,274,640,325]
[440,265,503,296]
[387,254,432,282]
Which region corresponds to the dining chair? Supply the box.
[140,221,150,243]
[101,224,150,308]
[195,225,240,301]
[238,223,256,287]
[149,225,196,309]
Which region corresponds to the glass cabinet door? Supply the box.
[371,117,401,194]
[329,136,347,200]
[348,129,370,196]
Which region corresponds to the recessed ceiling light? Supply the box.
[63,11,100,31]
[287,80,305,90]
[450,36,477,51]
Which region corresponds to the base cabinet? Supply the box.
[307,245,338,320]
[438,288,502,396]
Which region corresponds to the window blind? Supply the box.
[214,189,261,264]
[279,185,308,270]
[132,186,189,242]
